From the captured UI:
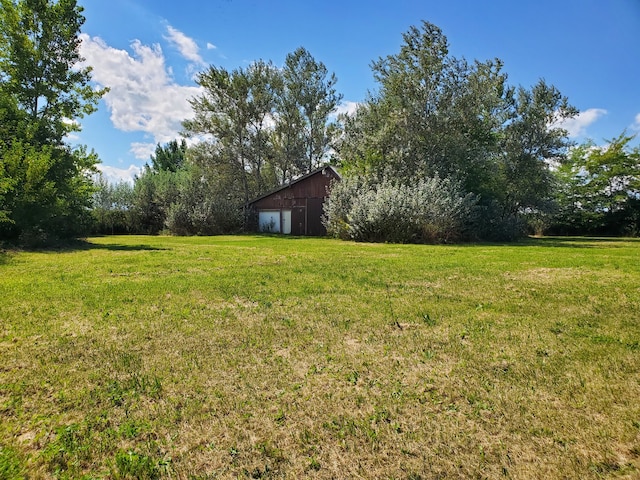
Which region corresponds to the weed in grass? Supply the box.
[105,374,162,408]
[307,456,321,472]
[45,423,92,475]
[113,449,164,480]
[118,420,145,440]
[346,370,359,385]
[0,445,25,479]
[273,410,286,425]
[2,383,25,417]
[550,321,567,335]
[421,312,437,326]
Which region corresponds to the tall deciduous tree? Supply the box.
[0,0,105,243]
[495,81,576,220]
[184,50,342,202]
[280,47,342,175]
[183,60,281,204]
[336,21,577,239]
[337,22,514,190]
[92,173,134,234]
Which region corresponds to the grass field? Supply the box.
[1,235,639,479]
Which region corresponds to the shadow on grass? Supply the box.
[519,236,640,248]
[0,250,10,265]
[85,242,169,252]
[247,233,640,249]
[17,238,169,253]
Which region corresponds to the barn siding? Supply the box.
[248,166,340,236]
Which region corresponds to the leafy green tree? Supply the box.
[184,60,281,204]
[0,0,105,243]
[131,166,185,234]
[183,49,342,203]
[554,132,640,235]
[335,21,577,240]
[0,94,22,225]
[125,139,190,234]
[278,47,342,176]
[338,22,512,191]
[92,174,134,234]
[150,139,187,173]
[165,162,244,236]
[496,81,577,219]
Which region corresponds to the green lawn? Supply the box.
[1,235,639,479]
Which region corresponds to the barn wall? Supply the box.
[249,167,339,236]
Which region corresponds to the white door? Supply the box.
[282,210,292,234]
[258,211,280,233]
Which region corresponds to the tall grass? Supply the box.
[1,235,639,478]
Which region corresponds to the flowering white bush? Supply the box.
[323,175,477,243]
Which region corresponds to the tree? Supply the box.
[150,139,188,173]
[496,81,577,219]
[92,174,134,234]
[335,21,577,240]
[182,49,342,212]
[0,0,105,243]
[337,22,515,192]
[165,162,244,236]
[278,47,342,176]
[131,165,186,234]
[553,132,640,235]
[183,60,281,204]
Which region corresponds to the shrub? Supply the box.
[324,175,477,243]
[131,169,184,235]
[165,169,244,235]
[472,200,527,242]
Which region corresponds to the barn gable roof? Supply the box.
[247,165,341,205]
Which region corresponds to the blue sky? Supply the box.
[74,0,640,183]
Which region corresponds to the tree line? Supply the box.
[1,1,638,245]
[324,22,639,241]
[92,46,343,237]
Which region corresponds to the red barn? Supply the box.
[248,166,340,236]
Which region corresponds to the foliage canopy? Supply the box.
[330,21,578,241]
[0,0,105,244]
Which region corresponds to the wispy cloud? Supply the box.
[554,108,607,138]
[632,113,640,132]
[164,25,206,66]
[129,142,157,161]
[79,34,201,159]
[206,42,217,50]
[97,164,142,184]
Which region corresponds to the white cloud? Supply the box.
[129,142,157,160]
[334,100,360,117]
[164,25,205,66]
[97,164,142,184]
[632,113,640,132]
[79,34,202,150]
[554,108,607,138]
[206,42,217,50]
